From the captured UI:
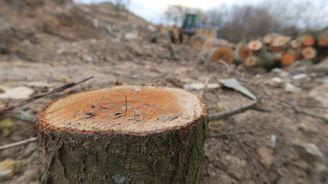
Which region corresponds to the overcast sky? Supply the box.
[75,0,260,23]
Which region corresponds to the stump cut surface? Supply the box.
[39,86,206,135]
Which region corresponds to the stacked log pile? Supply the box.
[203,30,328,69]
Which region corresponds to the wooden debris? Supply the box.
[271,35,291,48]
[263,33,279,45]
[302,47,317,60]
[247,40,262,51]
[299,34,315,47]
[281,51,296,66]
[290,40,302,49]
[0,137,37,151]
[318,30,328,47]
[0,76,93,117]
[211,47,234,63]
[245,56,258,67]
[197,30,328,69]
[235,43,252,61]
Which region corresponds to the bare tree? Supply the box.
[204,0,328,42]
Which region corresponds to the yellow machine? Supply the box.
[154,13,217,48]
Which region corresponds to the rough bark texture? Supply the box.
[38,86,208,184]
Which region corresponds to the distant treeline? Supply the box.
[164,0,328,42]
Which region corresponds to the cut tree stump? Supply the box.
[38,86,208,184]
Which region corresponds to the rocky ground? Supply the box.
[0,0,328,184]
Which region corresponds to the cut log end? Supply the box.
[319,36,328,47]
[263,33,275,44]
[238,47,252,60]
[245,56,257,67]
[281,52,296,66]
[290,40,301,49]
[271,36,291,48]
[302,47,317,60]
[302,34,315,46]
[211,47,234,63]
[39,86,206,136]
[247,40,263,51]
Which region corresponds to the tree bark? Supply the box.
[38,86,208,184]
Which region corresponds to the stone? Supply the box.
[292,73,309,80]
[257,146,274,169]
[309,84,328,106]
[292,142,324,164]
[0,86,34,100]
[297,121,319,135]
[0,159,19,180]
[272,68,290,78]
[284,83,301,93]
[267,77,284,87]
[124,32,138,40]
[224,155,248,180]
[314,57,328,73]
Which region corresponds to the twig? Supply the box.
[0,76,93,116]
[219,59,233,73]
[208,101,257,121]
[200,76,212,97]
[262,96,328,123]
[0,137,37,151]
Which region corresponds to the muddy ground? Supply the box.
[0,0,328,184]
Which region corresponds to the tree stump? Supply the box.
[38,86,208,184]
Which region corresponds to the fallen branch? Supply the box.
[0,76,93,116]
[263,96,328,123]
[209,101,257,121]
[0,137,37,151]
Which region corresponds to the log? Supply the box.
[290,39,302,49]
[281,51,296,66]
[302,47,317,60]
[318,36,328,47]
[38,86,208,184]
[202,38,232,49]
[299,34,315,47]
[244,56,258,67]
[262,33,279,45]
[247,40,262,51]
[211,47,234,63]
[235,43,252,61]
[318,30,328,47]
[245,49,279,70]
[271,35,291,48]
